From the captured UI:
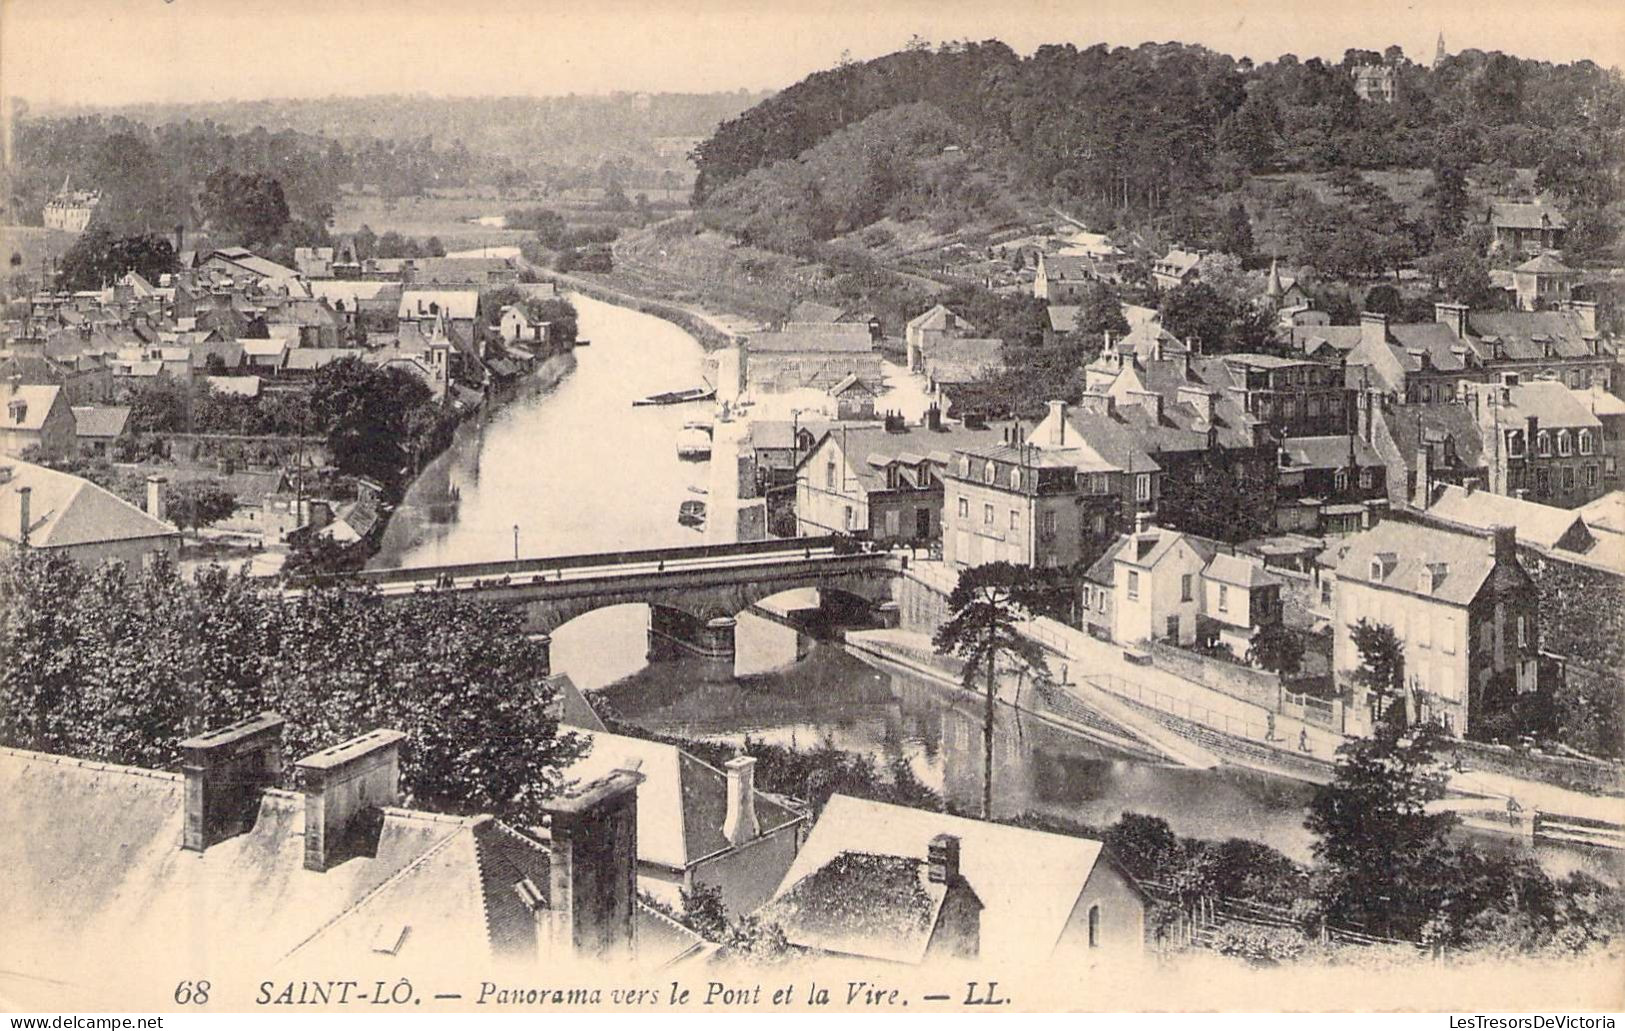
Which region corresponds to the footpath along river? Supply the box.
[371,293,1619,878]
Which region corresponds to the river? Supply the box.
[371,293,1621,879]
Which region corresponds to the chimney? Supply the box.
[1568,299,1598,336]
[1435,301,1469,340]
[1131,390,1163,421]
[722,756,760,846]
[1177,385,1214,423]
[179,712,286,852]
[296,729,405,872]
[1077,392,1115,418]
[1135,510,1153,535]
[1489,524,1518,564]
[1047,400,1067,445]
[1413,446,1433,508]
[928,833,961,884]
[926,403,942,431]
[1360,311,1389,349]
[16,484,30,544]
[174,224,184,257]
[146,475,167,522]
[543,768,644,961]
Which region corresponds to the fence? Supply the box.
[1281,687,1344,732]
[1087,673,1270,742]
[1138,881,1428,954]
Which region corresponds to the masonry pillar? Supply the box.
[699,616,738,662]
[528,632,551,678]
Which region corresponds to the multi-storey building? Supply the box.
[1327,518,1540,738]
[1461,378,1610,507]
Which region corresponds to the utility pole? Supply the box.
[513,524,520,561]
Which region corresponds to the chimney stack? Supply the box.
[1135,510,1153,536]
[926,403,942,432]
[722,756,760,847]
[1489,524,1518,564]
[1047,400,1067,445]
[543,769,644,961]
[1434,301,1469,340]
[1359,311,1389,349]
[17,484,30,545]
[1568,299,1598,336]
[179,712,286,852]
[146,475,167,522]
[928,833,961,884]
[296,729,405,872]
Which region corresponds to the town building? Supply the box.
[1033,253,1100,303]
[1426,484,1599,558]
[740,324,883,396]
[0,383,76,459]
[1460,378,1610,507]
[0,719,700,995]
[200,248,303,291]
[794,416,998,543]
[905,304,976,369]
[1511,254,1579,311]
[41,175,101,232]
[828,373,880,420]
[1341,311,1478,404]
[70,405,131,458]
[1273,433,1388,535]
[1351,63,1397,103]
[554,731,806,915]
[1150,248,1203,291]
[0,461,180,567]
[1489,202,1568,258]
[759,795,1146,965]
[1326,519,1539,736]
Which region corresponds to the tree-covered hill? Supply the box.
[693,39,1623,252]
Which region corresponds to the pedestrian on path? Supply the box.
[1298,728,1310,753]
[1266,712,1277,742]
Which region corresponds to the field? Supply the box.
[330,188,690,250]
[0,224,80,276]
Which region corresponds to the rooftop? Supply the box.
[0,460,176,549]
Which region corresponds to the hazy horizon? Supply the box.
[3,0,1622,113]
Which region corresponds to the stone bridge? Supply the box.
[334,537,904,670]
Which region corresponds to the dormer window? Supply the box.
[1370,559,1384,580]
[959,454,970,478]
[1334,469,1350,492]
[8,401,25,425]
[983,461,996,485]
[1507,430,1524,457]
[1580,430,1594,455]
[1010,468,1022,491]
[1537,431,1551,457]
[1557,430,1572,456]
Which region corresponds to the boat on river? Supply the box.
[632,385,714,407]
[676,425,712,460]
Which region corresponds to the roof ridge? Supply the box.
[0,745,185,782]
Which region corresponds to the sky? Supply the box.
[3,0,1623,109]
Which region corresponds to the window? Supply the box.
[1218,584,1229,613]
[1321,581,1332,606]
[1093,513,1107,534]
[1009,509,1020,531]
[1360,468,1375,489]
[1418,612,1432,649]
[1010,468,1022,490]
[1537,468,1551,495]
[1438,666,1455,702]
[1334,469,1350,492]
[1563,467,1575,491]
[1558,430,1572,456]
[1587,465,1599,487]
[1282,398,1297,419]
[958,497,969,518]
[959,454,970,478]
[1480,620,1492,651]
[1507,430,1524,457]
[884,510,899,537]
[1308,397,1321,417]
[843,506,853,530]
[825,461,837,489]
[983,462,996,485]
[1043,510,1057,535]
[1135,473,1151,502]
[983,503,995,525]
[1087,905,1101,948]
[1127,571,1140,600]
[1441,614,1456,654]
[1580,430,1594,455]
[1537,431,1551,457]
[1181,574,1193,602]
[1517,615,1528,647]
[1369,559,1384,580]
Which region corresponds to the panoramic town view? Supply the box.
[1,0,1622,1016]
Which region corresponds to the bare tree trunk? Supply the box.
[983,653,996,821]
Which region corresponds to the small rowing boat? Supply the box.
[632,385,715,406]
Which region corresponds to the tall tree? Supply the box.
[1350,618,1407,729]
[932,562,1050,818]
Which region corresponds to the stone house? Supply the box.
[0,383,76,459]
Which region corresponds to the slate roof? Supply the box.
[1466,310,1600,360]
[906,304,977,336]
[1118,524,1222,570]
[1491,201,1568,231]
[1383,403,1486,471]
[399,289,480,322]
[1427,485,1590,553]
[205,375,262,398]
[554,731,803,872]
[0,384,65,431]
[766,795,1123,961]
[746,325,875,353]
[1280,435,1382,470]
[789,300,846,323]
[1204,551,1281,589]
[1498,380,1602,429]
[760,851,949,964]
[1331,519,1517,606]
[921,337,1004,384]
[1040,254,1095,280]
[0,460,176,549]
[1577,491,1625,534]
[1046,305,1081,333]
[1515,254,1575,275]
[284,348,362,372]
[69,405,130,440]
[812,424,1003,492]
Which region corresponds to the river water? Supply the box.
[371,293,1620,879]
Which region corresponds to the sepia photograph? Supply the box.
[0,0,1623,1017]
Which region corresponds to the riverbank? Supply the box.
[533,263,754,352]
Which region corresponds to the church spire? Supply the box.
[1433,32,1446,69]
[1266,256,1284,299]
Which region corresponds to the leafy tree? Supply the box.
[165,479,237,531]
[1306,721,1457,939]
[0,551,587,827]
[1432,162,1470,241]
[309,357,434,488]
[1422,246,1499,308]
[679,882,730,940]
[1218,201,1256,260]
[56,228,179,292]
[1248,622,1304,675]
[932,562,1050,818]
[201,169,291,246]
[1103,812,1184,882]
[1349,618,1406,729]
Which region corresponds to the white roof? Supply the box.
[771,794,1111,959]
[399,289,479,321]
[0,460,176,549]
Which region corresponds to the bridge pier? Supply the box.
[526,633,551,677]
[646,607,737,669]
